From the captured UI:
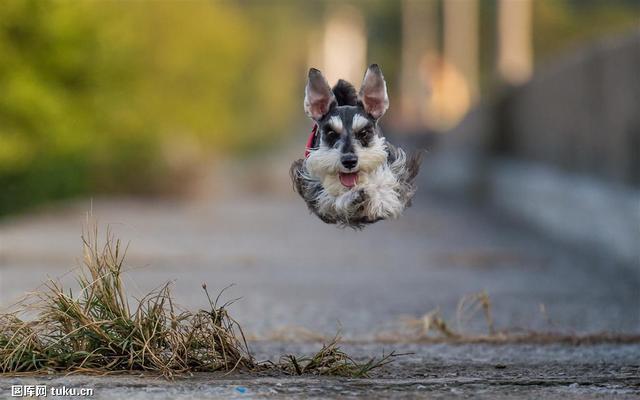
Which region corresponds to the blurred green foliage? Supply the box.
[533,0,640,61]
[1,0,637,215]
[0,0,309,215]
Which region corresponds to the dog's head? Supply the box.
[303,64,389,191]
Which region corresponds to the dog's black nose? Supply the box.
[341,154,358,170]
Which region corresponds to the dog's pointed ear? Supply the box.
[358,64,389,119]
[304,68,336,120]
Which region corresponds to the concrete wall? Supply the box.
[495,31,640,186]
[420,30,640,265]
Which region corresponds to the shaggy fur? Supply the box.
[290,65,422,228]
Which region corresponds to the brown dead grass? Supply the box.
[268,334,401,378]
[0,221,397,378]
[374,290,640,345]
[0,224,254,378]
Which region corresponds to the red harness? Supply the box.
[304,124,318,158]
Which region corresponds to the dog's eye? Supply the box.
[355,128,373,146]
[356,128,372,138]
[355,128,373,147]
[324,130,338,143]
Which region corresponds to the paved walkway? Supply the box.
[1,183,638,338]
[2,343,639,399]
[0,159,638,398]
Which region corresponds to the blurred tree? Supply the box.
[533,0,640,61]
[0,0,310,214]
[1,0,637,215]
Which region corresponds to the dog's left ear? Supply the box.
[358,64,389,119]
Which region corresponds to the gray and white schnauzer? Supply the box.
[290,64,422,228]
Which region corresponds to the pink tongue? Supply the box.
[339,172,358,188]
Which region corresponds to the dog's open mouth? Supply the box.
[339,172,359,188]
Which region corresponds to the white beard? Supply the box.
[300,136,414,225]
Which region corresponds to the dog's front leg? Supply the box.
[362,182,404,221]
[334,189,365,217]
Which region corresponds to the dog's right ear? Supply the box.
[304,68,336,120]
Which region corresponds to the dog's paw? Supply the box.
[351,188,368,211]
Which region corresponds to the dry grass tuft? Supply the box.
[456,291,494,335]
[0,225,255,377]
[379,290,640,345]
[272,335,400,378]
[402,307,460,339]
[398,292,494,340]
[0,222,402,378]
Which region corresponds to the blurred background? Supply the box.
[0,0,638,338]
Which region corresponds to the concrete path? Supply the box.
[0,157,639,398]
[2,343,639,399]
[1,192,638,338]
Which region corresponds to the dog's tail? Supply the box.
[332,79,358,106]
